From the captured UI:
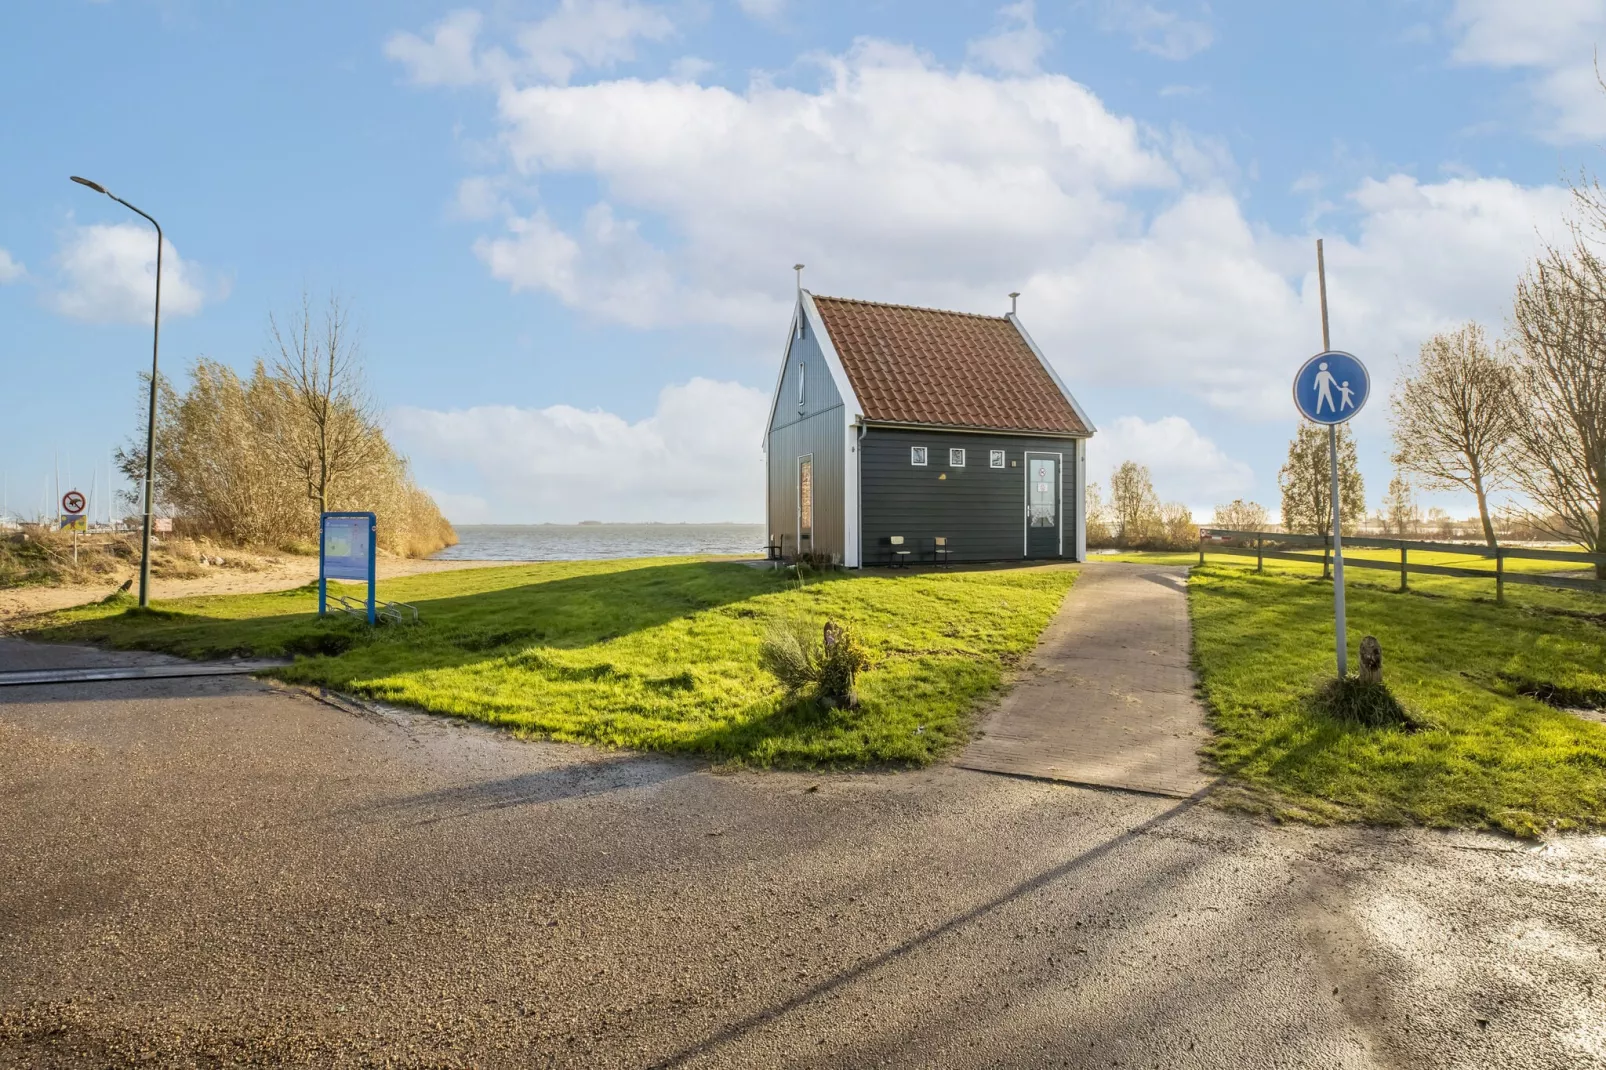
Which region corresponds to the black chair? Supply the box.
[932,536,953,567]
[764,536,783,561]
[887,535,912,568]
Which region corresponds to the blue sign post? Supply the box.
[319,511,377,626]
[1296,240,1370,678]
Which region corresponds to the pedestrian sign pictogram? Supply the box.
[1293,351,1369,425]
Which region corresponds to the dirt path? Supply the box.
[0,556,519,624]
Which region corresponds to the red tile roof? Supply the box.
[810,295,1089,436]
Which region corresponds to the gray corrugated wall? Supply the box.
[765,318,846,561]
[859,427,1081,564]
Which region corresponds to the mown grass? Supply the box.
[1187,562,1606,836]
[15,557,1076,768]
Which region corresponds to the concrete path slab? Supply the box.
[959,563,1213,796]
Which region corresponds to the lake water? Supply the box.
[431,524,768,562]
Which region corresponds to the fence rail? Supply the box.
[1196,528,1606,600]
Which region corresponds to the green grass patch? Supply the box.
[1190,564,1606,836]
[14,557,1076,768]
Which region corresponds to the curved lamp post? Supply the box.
[70,175,162,608]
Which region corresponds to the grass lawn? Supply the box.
[13,558,1076,768]
[1187,561,1606,836]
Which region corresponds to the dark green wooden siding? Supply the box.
[859,427,1079,565]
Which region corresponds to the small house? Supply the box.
[764,291,1095,567]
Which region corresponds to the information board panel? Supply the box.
[319,511,376,624]
[322,515,372,580]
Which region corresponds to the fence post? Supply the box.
[1400,545,1408,592]
[1198,529,1205,566]
[1256,534,1264,573]
[1496,548,1504,605]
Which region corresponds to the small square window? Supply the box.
[949,448,966,467]
[910,446,928,466]
[990,449,1005,468]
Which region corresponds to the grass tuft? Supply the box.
[1308,676,1419,730]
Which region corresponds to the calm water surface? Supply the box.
[432,524,767,562]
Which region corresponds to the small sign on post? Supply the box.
[319,512,377,625]
[61,490,86,516]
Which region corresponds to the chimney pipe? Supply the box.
[794,263,805,295]
[1009,291,1020,315]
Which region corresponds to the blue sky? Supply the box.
[2,1,1602,524]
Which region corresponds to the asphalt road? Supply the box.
[1,637,1602,1069]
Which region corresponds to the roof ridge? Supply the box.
[810,293,1010,322]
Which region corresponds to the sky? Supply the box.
[2,0,1603,526]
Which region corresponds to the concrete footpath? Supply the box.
[960,563,1213,797]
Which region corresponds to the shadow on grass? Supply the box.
[28,560,858,669]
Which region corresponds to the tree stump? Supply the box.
[1358,635,1383,684]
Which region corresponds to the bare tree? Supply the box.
[1211,499,1268,532]
[265,292,388,515]
[1389,322,1516,548]
[1108,461,1160,547]
[1380,472,1420,537]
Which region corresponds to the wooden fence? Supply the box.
[1196,528,1606,602]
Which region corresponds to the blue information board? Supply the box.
[1293,350,1369,425]
[319,511,376,624]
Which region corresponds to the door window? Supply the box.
[1029,458,1057,527]
[798,456,813,541]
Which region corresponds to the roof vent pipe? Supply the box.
[794,263,805,296]
[1009,291,1020,315]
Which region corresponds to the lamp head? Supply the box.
[70,175,109,195]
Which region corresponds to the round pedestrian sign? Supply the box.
[61,490,86,514]
[1293,350,1368,424]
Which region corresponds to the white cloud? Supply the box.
[385,1,674,88]
[50,223,209,324]
[967,1,1051,76]
[399,27,1571,419]
[390,378,768,523]
[1087,415,1254,511]
[1099,1,1213,61]
[0,248,24,284]
[1449,0,1606,142]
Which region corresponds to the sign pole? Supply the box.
[1316,240,1347,678]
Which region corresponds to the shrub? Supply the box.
[759,617,871,708]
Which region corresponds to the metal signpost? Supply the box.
[319,511,378,625]
[1294,240,1370,678]
[60,490,87,564]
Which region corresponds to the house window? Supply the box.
[910,446,928,466]
[949,448,966,467]
[797,363,806,412]
[990,449,1005,468]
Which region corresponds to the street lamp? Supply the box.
[71,175,162,608]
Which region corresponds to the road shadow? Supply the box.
[648,779,1222,1069]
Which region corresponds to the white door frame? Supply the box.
[1022,450,1065,558]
